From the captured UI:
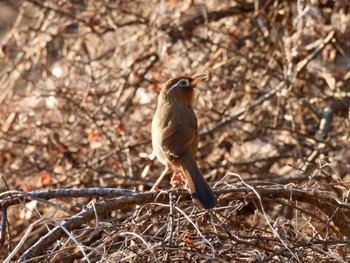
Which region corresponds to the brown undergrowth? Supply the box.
[0,0,349,262]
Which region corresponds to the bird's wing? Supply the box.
[160,124,196,161]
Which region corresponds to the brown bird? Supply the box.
[151,74,217,209]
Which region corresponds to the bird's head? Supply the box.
[160,74,207,105]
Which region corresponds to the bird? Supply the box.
[151,74,217,209]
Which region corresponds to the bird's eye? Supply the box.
[178,80,188,86]
[166,78,190,94]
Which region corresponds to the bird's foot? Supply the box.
[151,184,160,191]
[170,172,185,189]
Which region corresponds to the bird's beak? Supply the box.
[190,74,208,87]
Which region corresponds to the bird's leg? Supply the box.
[151,165,170,191]
[170,171,183,188]
[183,176,190,190]
[170,170,185,189]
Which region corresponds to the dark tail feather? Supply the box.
[180,154,217,209]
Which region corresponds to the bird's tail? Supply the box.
[180,153,217,209]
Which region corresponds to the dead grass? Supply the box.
[0,0,349,262]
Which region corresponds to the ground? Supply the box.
[0,0,349,262]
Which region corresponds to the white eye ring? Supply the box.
[166,79,190,94]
